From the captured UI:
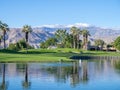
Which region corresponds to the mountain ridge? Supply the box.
[1,23,120,48]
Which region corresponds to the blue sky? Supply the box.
[0,0,120,28]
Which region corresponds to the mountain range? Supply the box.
[2,23,120,48]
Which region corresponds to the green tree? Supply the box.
[40,37,57,48]
[8,43,18,51]
[0,21,9,49]
[8,39,33,51]
[64,33,73,48]
[114,36,120,51]
[22,25,32,52]
[94,39,105,50]
[70,27,78,49]
[82,29,90,50]
[55,29,67,47]
[76,29,82,49]
[40,42,46,48]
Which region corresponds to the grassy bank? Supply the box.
[0,48,120,62]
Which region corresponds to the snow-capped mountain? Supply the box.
[38,23,90,28]
[1,23,120,48]
[34,23,120,44]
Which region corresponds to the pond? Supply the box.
[0,59,120,90]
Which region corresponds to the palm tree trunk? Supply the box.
[0,39,1,47]
[83,36,86,49]
[74,40,76,49]
[85,36,88,50]
[3,31,6,49]
[73,35,75,49]
[77,35,79,49]
[25,32,28,53]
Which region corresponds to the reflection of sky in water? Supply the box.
[30,62,73,67]
[0,60,120,90]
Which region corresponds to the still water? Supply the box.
[0,60,120,90]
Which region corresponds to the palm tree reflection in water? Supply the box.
[44,61,89,87]
[22,64,31,90]
[70,60,88,87]
[0,64,8,90]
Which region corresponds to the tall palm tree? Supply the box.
[70,27,78,49]
[22,25,32,52]
[82,29,90,50]
[76,29,82,49]
[0,22,9,49]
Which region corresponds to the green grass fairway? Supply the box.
[0,48,120,62]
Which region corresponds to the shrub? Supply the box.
[114,36,120,51]
[8,39,34,51]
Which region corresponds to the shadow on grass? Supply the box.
[0,49,56,54]
[26,51,56,54]
[0,49,19,54]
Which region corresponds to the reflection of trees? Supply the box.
[46,62,73,83]
[82,61,88,83]
[15,62,89,88]
[22,64,31,90]
[16,63,26,72]
[45,61,89,87]
[70,61,80,87]
[0,64,8,90]
[16,63,31,89]
[113,60,120,72]
[70,60,89,87]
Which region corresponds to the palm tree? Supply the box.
[0,22,9,49]
[82,29,90,50]
[22,25,32,53]
[55,29,67,47]
[70,27,78,49]
[76,29,82,49]
[64,33,73,48]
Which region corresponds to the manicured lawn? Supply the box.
[0,48,120,62]
[0,48,79,62]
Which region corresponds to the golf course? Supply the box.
[0,48,120,62]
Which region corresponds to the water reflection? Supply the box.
[22,64,31,89]
[0,60,120,90]
[0,64,8,90]
[16,63,31,89]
